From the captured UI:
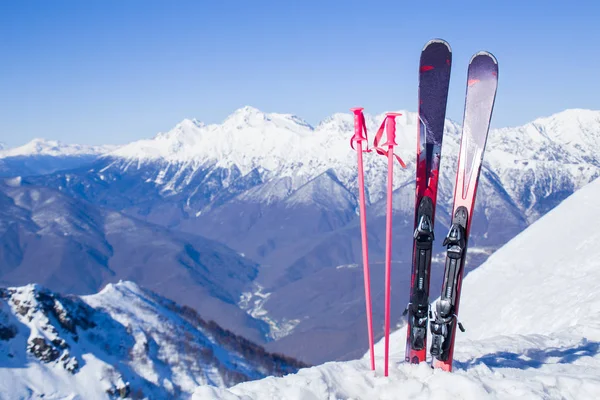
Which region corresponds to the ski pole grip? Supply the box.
[350,107,366,143]
[385,112,402,146]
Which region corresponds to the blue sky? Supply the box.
[0,0,598,146]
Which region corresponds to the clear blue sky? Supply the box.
[0,0,598,147]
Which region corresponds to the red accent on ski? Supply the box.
[467,79,480,86]
[420,65,434,72]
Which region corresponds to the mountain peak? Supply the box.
[97,280,144,298]
[223,106,313,131]
[532,108,600,125]
[316,113,353,130]
[179,118,205,129]
[20,138,61,153]
[523,109,600,154]
[231,105,263,116]
[154,118,204,140]
[224,106,267,125]
[8,282,42,297]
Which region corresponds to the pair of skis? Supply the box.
[351,39,498,374]
[406,42,498,372]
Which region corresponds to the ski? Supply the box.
[404,39,452,364]
[430,51,499,371]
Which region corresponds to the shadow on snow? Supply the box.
[455,339,600,370]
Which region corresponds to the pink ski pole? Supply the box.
[350,107,375,371]
[374,112,406,377]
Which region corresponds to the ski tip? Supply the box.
[423,38,452,53]
[469,51,498,65]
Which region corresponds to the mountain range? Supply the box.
[0,139,113,178]
[1,106,599,364]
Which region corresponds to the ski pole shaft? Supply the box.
[350,107,375,371]
[357,140,375,371]
[384,144,394,377]
[375,112,402,377]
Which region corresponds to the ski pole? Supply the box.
[374,112,406,377]
[350,107,375,371]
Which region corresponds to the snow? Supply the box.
[107,107,600,217]
[239,284,301,340]
[192,177,600,399]
[2,108,598,214]
[335,263,360,270]
[109,107,419,204]
[0,138,115,158]
[111,107,316,173]
[0,284,126,399]
[0,281,305,399]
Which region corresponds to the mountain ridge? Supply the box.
[0,280,307,399]
[0,138,115,159]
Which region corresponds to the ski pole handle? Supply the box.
[350,107,370,151]
[350,107,365,141]
[385,112,402,147]
[373,112,406,168]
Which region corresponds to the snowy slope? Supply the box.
[194,177,600,399]
[0,281,307,399]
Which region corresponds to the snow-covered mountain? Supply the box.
[0,281,307,399]
[12,107,600,222]
[194,176,600,400]
[18,106,600,364]
[30,106,597,253]
[106,106,417,206]
[106,106,600,217]
[21,106,599,261]
[0,139,116,177]
[0,138,115,159]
